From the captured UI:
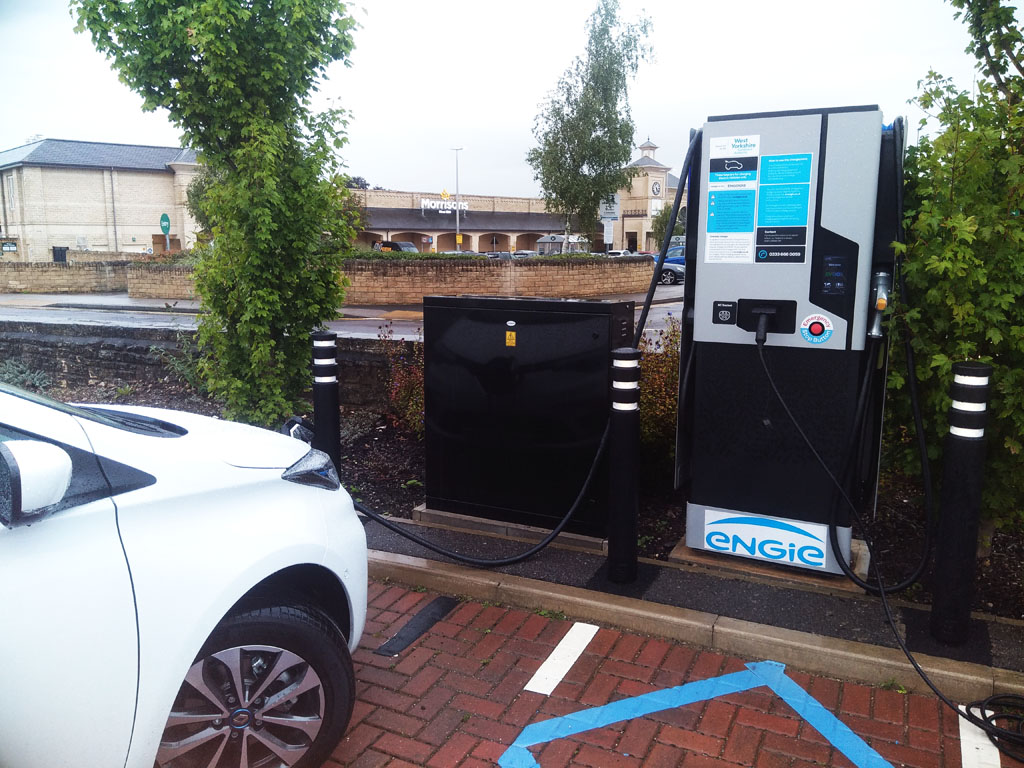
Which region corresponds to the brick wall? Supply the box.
[0,258,653,304]
[342,257,654,305]
[0,261,129,293]
[127,264,196,299]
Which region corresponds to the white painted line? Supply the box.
[524,622,600,695]
[959,706,1002,768]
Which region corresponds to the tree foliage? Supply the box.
[526,0,649,249]
[650,202,685,248]
[74,0,358,425]
[893,0,1024,527]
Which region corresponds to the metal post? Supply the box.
[452,147,462,252]
[311,330,341,474]
[929,361,993,646]
[608,347,641,583]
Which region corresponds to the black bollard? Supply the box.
[929,360,993,646]
[311,330,341,474]
[608,347,641,584]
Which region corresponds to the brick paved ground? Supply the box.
[328,580,1024,768]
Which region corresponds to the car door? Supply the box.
[0,393,139,768]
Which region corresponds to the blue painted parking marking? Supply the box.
[498,660,891,768]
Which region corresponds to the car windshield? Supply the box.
[0,381,186,437]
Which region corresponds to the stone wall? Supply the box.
[342,257,654,305]
[0,257,653,304]
[127,264,196,299]
[0,261,129,293]
[0,319,394,409]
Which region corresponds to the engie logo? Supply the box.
[703,510,827,569]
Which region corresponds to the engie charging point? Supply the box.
[678,105,899,576]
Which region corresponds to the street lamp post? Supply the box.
[452,147,463,252]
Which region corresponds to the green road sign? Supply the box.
[160,213,170,234]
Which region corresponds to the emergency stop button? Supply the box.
[799,313,834,344]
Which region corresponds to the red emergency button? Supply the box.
[808,321,825,337]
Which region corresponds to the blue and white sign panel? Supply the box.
[703,508,829,570]
[705,135,760,264]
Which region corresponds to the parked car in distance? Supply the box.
[657,259,685,285]
[513,250,538,258]
[0,382,368,768]
[486,251,513,259]
[652,247,685,284]
[374,240,419,252]
[606,249,631,257]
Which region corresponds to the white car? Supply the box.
[0,382,367,768]
[606,249,631,257]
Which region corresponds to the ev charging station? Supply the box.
[678,105,900,575]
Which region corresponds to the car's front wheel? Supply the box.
[155,604,354,768]
[660,268,679,285]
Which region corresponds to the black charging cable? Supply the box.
[753,321,1024,762]
[355,132,703,567]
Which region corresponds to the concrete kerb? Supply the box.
[368,549,1009,702]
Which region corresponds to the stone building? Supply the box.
[0,139,199,262]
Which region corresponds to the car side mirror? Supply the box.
[0,441,73,528]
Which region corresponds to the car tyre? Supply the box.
[659,269,679,285]
[155,604,355,768]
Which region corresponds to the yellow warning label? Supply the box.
[505,331,516,347]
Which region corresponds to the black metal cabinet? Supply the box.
[423,296,633,536]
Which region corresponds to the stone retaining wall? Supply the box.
[342,256,654,305]
[126,264,196,299]
[0,257,653,304]
[0,262,129,293]
[0,320,393,408]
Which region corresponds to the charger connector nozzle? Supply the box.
[753,307,776,346]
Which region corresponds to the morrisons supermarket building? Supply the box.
[353,140,682,254]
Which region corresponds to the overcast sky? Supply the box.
[1,0,984,197]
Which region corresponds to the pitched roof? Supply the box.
[0,139,197,172]
[627,155,669,170]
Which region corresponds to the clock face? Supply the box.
[652,181,662,196]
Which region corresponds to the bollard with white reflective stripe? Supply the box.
[929,361,993,646]
[311,330,341,474]
[608,348,641,584]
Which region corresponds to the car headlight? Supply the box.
[282,449,340,491]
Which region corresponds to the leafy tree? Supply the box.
[74,0,357,425]
[650,201,685,248]
[893,0,1024,528]
[527,0,649,252]
[185,165,220,237]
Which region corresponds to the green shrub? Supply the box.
[0,360,50,392]
[892,66,1024,529]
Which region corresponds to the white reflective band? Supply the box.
[950,426,984,438]
[612,402,639,411]
[314,376,337,384]
[612,359,640,368]
[612,381,639,389]
[313,358,335,365]
[313,340,336,347]
[952,400,986,412]
[954,374,989,386]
